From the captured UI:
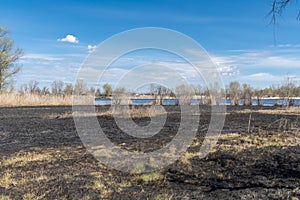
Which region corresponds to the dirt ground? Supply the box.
[0,105,299,200]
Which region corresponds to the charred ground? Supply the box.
[0,106,299,199]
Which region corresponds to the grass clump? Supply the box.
[137,171,164,182]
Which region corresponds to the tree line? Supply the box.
[146,80,300,106]
[15,80,115,97]
[2,78,299,107]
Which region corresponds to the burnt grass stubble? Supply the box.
[0,105,299,199]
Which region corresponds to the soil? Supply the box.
[0,106,299,199]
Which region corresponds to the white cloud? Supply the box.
[210,50,300,70]
[217,65,239,76]
[241,73,279,81]
[269,44,300,48]
[17,53,85,88]
[21,54,64,61]
[87,45,97,52]
[57,34,79,43]
[258,56,300,68]
[17,45,300,89]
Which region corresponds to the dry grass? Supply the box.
[236,106,300,115]
[0,93,96,107]
[2,151,52,167]
[136,171,164,182]
[216,131,300,152]
[0,93,73,106]
[95,106,167,118]
[0,195,11,200]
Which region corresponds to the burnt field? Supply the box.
[0,105,299,199]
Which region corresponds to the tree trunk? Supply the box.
[257,97,262,106]
[154,94,162,105]
[210,96,216,106]
[231,98,238,106]
[244,97,252,106]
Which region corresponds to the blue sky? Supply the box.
[1,0,300,90]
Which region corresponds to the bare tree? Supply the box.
[41,86,50,95]
[95,88,101,97]
[155,85,163,105]
[151,85,171,105]
[52,80,64,95]
[74,80,87,95]
[0,26,23,91]
[19,83,28,94]
[254,88,264,106]
[113,87,129,105]
[242,83,253,106]
[64,83,73,96]
[148,84,163,105]
[193,84,204,105]
[229,81,241,106]
[208,82,221,106]
[149,84,156,96]
[175,84,193,105]
[282,75,296,106]
[203,88,211,105]
[89,86,96,95]
[269,0,300,24]
[28,80,39,94]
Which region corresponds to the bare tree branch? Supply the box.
[0,26,23,91]
[269,0,299,24]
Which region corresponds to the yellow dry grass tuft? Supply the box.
[2,152,52,167]
[216,131,300,152]
[0,93,73,106]
[137,171,164,182]
[236,107,300,115]
[0,195,12,200]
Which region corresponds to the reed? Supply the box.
[0,93,74,106]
